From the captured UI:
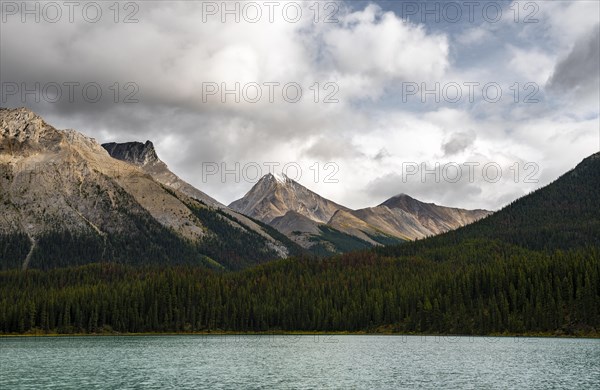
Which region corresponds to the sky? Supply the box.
[1,0,599,211]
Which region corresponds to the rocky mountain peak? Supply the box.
[380,193,426,211]
[102,140,159,166]
[0,107,58,144]
[261,172,293,185]
[230,173,349,224]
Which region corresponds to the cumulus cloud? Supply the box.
[455,27,492,46]
[322,4,449,83]
[442,131,476,156]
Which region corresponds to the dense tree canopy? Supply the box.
[1,243,598,335]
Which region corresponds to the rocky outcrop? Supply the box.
[102,141,159,166]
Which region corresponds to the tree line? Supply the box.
[1,241,597,335]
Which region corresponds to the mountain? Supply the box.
[0,107,301,270]
[229,173,349,223]
[229,173,490,254]
[2,110,598,336]
[229,173,400,253]
[102,141,222,207]
[352,194,491,240]
[4,152,598,335]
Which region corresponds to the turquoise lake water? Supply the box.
[1,335,599,389]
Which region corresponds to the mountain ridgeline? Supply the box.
[377,152,600,258]
[1,151,598,335]
[0,108,303,271]
[229,173,490,255]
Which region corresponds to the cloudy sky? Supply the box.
[1,0,599,210]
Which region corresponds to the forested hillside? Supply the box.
[1,244,598,335]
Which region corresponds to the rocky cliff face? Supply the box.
[102,141,159,166]
[1,108,61,147]
[1,108,210,241]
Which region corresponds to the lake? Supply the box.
[1,335,599,389]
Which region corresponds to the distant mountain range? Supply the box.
[1,107,488,268]
[229,173,490,254]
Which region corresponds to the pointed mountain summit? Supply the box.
[229,173,349,224]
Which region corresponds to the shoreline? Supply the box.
[2,330,598,339]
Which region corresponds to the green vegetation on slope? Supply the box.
[185,200,288,270]
[0,185,305,271]
[363,231,405,246]
[308,226,373,256]
[0,243,597,335]
[0,213,215,271]
[0,233,31,270]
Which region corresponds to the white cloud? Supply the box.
[455,27,492,46]
[322,4,449,85]
[507,45,555,85]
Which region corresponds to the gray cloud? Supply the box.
[373,148,390,161]
[302,136,364,161]
[364,172,486,210]
[442,130,476,156]
[547,24,600,98]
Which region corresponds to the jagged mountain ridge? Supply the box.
[0,106,491,265]
[0,107,301,270]
[229,173,491,253]
[103,140,160,166]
